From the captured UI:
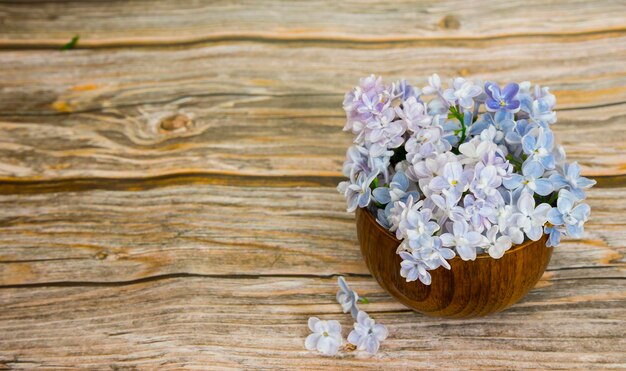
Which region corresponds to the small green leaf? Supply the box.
[61,35,80,51]
[358,297,370,304]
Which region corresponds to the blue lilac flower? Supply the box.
[484,82,521,113]
[468,112,515,143]
[463,194,497,233]
[415,235,456,270]
[305,317,342,356]
[505,119,536,157]
[546,189,590,238]
[392,79,421,101]
[549,162,596,199]
[430,188,465,225]
[372,170,419,205]
[338,171,379,212]
[544,223,565,247]
[503,160,553,197]
[399,250,433,284]
[522,128,555,169]
[336,276,360,319]
[348,311,388,354]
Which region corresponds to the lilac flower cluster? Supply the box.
[338,75,595,285]
[305,277,388,356]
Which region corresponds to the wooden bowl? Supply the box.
[356,207,552,318]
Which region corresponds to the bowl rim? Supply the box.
[358,207,547,261]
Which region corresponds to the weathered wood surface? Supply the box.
[0,1,625,369]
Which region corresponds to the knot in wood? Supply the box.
[160,114,191,131]
[438,15,461,30]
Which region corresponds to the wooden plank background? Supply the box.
[0,1,624,369]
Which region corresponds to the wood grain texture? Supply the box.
[0,186,622,286]
[357,208,553,318]
[0,1,625,369]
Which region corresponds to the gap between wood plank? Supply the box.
[0,27,624,50]
[0,173,622,195]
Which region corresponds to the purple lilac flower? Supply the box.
[463,194,497,233]
[522,128,555,170]
[392,79,421,101]
[342,145,372,181]
[305,317,342,356]
[348,311,388,354]
[485,82,521,113]
[547,189,590,238]
[395,96,432,132]
[503,160,553,197]
[440,220,486,261]
[513,192,551,241]
[549,162,596,199]
[442,77,483,109]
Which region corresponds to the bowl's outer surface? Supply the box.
[356,207,552,318]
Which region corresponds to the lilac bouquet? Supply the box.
[337,75,595,285]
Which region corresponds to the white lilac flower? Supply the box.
[459,135,497,166]
[430,188,465,225]
[494,191,524,244]
[336,276,360,318]
[482,226,513,259]
[442,77,483,109]
[372,170,419,205]
[339,171,379,212]
[395,96,432,131]
[547,189,590,238]
[422,73,442,95]
[399,250,433,284]
[348,311,388,354]
[549,162,596,199]
[503,160,553,197]
[470,164,502,199]
[522,128,555,170]
[305,317,342,356]
[440,220,487,261]
[513,192,551,241]
[429,161,472,195]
